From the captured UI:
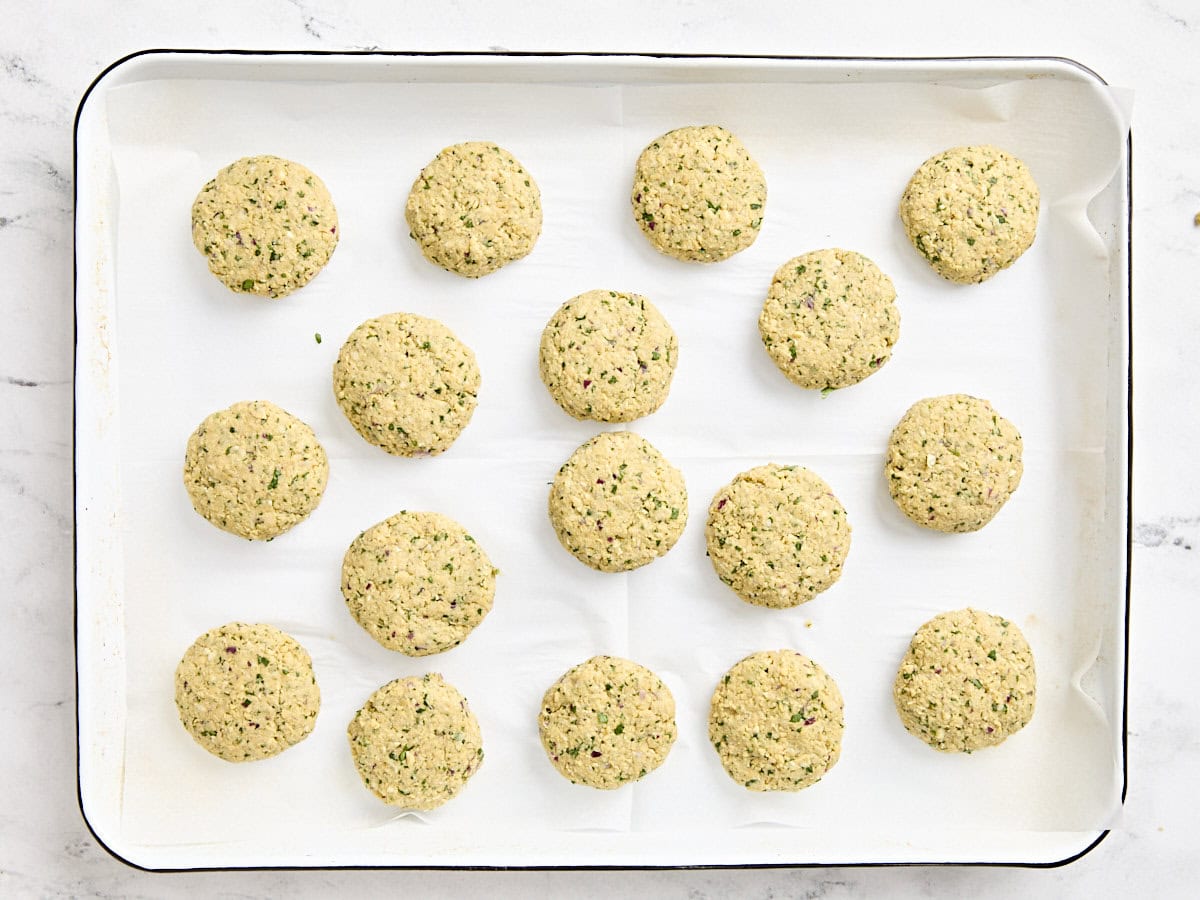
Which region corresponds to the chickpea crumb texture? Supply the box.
[174,622,320,762]
[759,248,899,391]
[191,155,338,298]
[347,673,484,810]
[539,289,679,423]
[706,464,851,609]
[631,125,767,262]
[899,144,1039,284]
[885,393,1023,533]
[893,608,1036,752]
[182,399,329,541]
[333,312,480,457]
[405,141,542,277]
[341,510,497,657]
[548,431,688,572]
[538,655,677,789]
[709,650,844,791]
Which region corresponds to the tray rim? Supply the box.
[73,48,1132,874]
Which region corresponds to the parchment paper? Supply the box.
[101,69,1129,855]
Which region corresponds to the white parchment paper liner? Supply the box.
[100,70,1129,852]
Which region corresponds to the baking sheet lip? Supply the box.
[1120,129,1134,813]
[73,47,1117,99]
[58,832,1116,876]
[70,47,1131,874]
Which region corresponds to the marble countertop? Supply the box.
[3,0,1198,896]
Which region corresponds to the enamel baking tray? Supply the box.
[75,52,1131,870]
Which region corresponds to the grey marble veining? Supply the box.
[3,0,1200,896]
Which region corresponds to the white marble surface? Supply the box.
[2,0,1198,896]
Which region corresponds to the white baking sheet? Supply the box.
[75,54,1130,868]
